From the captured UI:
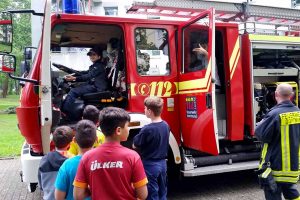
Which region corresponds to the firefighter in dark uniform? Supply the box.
[62,46,108,120]
[255,83,300,200]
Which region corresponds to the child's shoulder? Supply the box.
[145,120,169,129]
[118,146,140,159]
[43,150,60,159]
[40,151,67,168]
[64,155,82,165]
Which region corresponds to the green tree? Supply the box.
[0,0,31,97]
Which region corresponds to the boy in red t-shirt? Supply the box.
[73,107,148,200]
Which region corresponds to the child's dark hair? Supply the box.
[83,105,100,125]
[75,120,97,149]
[99,107,130,136]
[52,126,73,149]
[144,96,164,116]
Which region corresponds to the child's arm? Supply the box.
[132,155,148,200]
[55,189,66,200]
[54,163,68,200]
[73,158,90,200]
[136,185,148,200]
[73,186,89,200]
[132,128,147,149]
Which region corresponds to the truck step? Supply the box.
[182,160,259,177]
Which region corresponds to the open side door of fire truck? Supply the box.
[177,8,218,155]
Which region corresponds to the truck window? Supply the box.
[51,47,91,72]
[135,28,170,76]
[184,29,209,73]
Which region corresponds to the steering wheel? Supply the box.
[52,63,81,75]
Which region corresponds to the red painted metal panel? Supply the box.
[16,107,41,152]
[177,9,218,155]
[0,20,11,25]
[50,15,182,143]
[224,27,244,141]
[241,34,254,136]
[126,23,181,143]
[17,45,41,152]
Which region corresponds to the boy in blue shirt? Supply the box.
[55,120,97,200]
[133,96,170,200]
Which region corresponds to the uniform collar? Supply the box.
[276,100,294,108]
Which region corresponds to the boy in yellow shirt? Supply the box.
[68,105,105,155]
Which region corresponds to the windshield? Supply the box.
[51,47,92,71]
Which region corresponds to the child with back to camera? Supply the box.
[55,120,97,200]
[133,96,170,200]
[73,107,148,200]
[38,126,73,200]
[68,105,105,156]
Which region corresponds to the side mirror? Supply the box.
[20,60,30,75]
[0,12,13,53]
[25,48,32,60]
[0,53,16,73]
[25,47,36,60]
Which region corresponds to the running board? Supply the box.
[182,160,259,177]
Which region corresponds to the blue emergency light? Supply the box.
[62,0,79,14]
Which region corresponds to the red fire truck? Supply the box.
[1,0,300,192]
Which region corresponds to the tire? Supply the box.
[27,183,38,193]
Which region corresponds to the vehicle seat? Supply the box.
[81,90,127,108]
[81,38,127,107]
[81,91,111,100]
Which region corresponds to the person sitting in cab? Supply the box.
[190,40,221,89]
[189,41,208,72]
[62,46,108,121]
[106,38,126,93]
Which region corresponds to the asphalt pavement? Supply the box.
[0,158,41,200]
[1,157,300,200]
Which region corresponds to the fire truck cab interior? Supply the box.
[50,23,127,123]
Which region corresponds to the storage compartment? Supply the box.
[254,82,298,122]
[252,47,300,123]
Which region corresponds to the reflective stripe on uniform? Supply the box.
[259,143,268,169]
[276,112,300,184]
[272,170,300,176]
[272,171,300,184]
[281,124,290,171]
[280,112,300,125]
[262,167,272,178]
[299,146,300,170]
[273,176,299,183]
[279,112,300,171]
[289,197,300,200]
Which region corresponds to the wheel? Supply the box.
[52,63,81,75]
[27,183,38,193]
[167,148,181,181]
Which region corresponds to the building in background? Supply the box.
[31,0,133,51]
[31,0,300,51]
[204,0,298,8]
[86,0,133,16]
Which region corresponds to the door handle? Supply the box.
[206,93,212,109]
